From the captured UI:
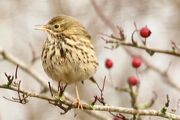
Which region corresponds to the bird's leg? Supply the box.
[73,83,83,110]
[58,81,68,97]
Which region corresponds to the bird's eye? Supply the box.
[54,24,59,29]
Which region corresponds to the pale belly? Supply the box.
[42,56,95,84]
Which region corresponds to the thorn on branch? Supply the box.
[134,22,138,30]
[161,95,170,114]
[131,22,138,46]
[4,72,14,86]
[146,50,155,56]
[4,64,19,87]
[15,64,19,79]
[171,40,180,52]
[48,82,54,97]
[131,30,138,46]
[142,38,147,46]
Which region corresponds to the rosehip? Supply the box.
[113,115,123,120]
[140,26,151,38]
[113,114,126,120]
[128,76,139,86]
[132,57,142,68]
[105,59,113,69]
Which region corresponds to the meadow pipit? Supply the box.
[37,15,98,107]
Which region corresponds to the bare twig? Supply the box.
[171,40,180,52]
[28,42,40,64]
[90,0,116,34]
[48,82,54,97]
[15,65,19,79]
[92,76,106,105]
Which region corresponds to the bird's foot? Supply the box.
[73,98,83,110]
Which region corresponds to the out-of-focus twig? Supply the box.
[90,0,116,34]
[28,42,40,64]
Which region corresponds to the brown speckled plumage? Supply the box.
[40,15,98,84]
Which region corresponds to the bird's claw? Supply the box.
[73,98,83,110]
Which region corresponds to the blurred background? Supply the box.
[0,0,180,120]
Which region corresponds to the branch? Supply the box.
[0,84,180,119]
[0,66,179,120]
[103,36,180,57]
[90,0,180,92]
[0,48,109,120]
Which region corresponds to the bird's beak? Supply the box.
[34,24,48,31]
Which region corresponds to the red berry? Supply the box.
[113,116,122,120]
[128,76,139,86]
[132,57,142,68]
[105,59,113,69]
[140,26,151,38]
[113,114,125,120]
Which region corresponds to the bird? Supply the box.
[36,15,98,108]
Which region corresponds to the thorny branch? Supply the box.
[90,0,180,93]
[1,72,180,119]
[1,86,180,119]
[103,34,180,57]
